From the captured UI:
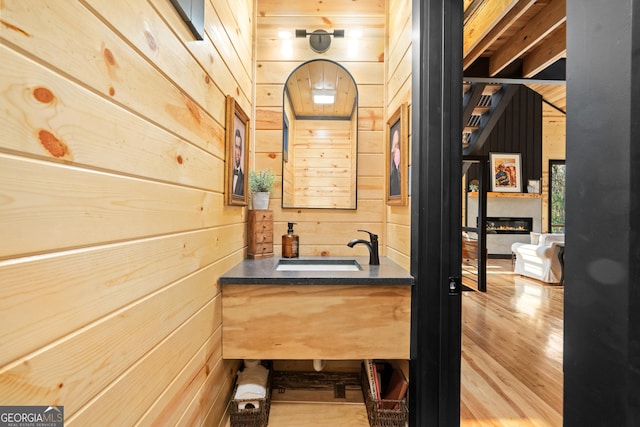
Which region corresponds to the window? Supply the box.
[549,160,566,233]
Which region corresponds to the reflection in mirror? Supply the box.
[282,59,358,209]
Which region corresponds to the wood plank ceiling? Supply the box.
[463,0,567,112]
[285,61,357,119]
[256,0,566,112]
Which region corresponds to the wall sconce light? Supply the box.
[295,29,345,53]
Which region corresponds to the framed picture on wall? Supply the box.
[386,103,409,206]
[225,95,250,206]
[490,152,522,192]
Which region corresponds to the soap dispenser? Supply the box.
[282,222,299,258]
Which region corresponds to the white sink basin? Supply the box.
[275,258,363,272]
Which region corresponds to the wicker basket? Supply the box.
[361,365,408,427]
[230,364,272,427]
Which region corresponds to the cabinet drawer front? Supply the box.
[251,210,273,222]
[258,244,272,253]
[222,284,411,360]
[255,221,273,232]
[254,231,273,243]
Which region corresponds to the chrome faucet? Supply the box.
[347,230,380,265]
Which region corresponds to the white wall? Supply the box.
[467,195,542,255]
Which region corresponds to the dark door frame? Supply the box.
[409,0,463,425]
[564,0,640,425]
[410,1,640,426]
[462,157,488,292]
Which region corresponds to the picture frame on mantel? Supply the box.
[490,152,522,193]
[527,179,541,194]
[225,95,250,206]
[386,103,409,206]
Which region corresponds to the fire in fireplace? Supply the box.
[481,217,533,234]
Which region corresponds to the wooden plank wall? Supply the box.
[385,0,412,269]
[255,1,387,257]
[292,119,354,209]
[0,0,253,425]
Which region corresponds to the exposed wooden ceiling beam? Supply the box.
[464,0,476,13]
[523,23,566,77]
[463,0,537,70]
[463,0,518,56]
[489,0,566,76]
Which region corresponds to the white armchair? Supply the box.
[511,233,565,283]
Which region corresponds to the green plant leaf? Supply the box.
[248,168,275,193]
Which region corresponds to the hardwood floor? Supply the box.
[461,259,563,426]
[225,259,564,426]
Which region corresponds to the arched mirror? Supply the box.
[281,59,358,209]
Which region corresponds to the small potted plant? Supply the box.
[248,168,275,210]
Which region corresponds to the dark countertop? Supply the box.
[219,256,414,286]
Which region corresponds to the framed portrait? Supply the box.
[386,103,409,205]
[490,152,522,192]
[225,95,250,206]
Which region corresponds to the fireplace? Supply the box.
[481,217,533,234]
[467,195,541,255]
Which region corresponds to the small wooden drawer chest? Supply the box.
[247,209,273,259]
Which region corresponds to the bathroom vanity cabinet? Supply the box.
[219,257,413,360]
